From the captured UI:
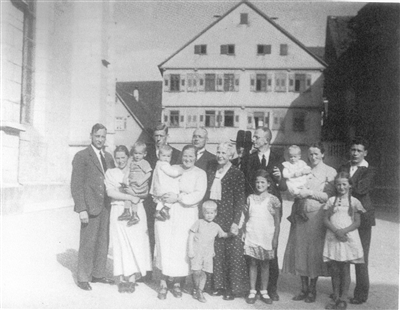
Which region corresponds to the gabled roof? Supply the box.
[116,81,162,135]
[158,0,327,70]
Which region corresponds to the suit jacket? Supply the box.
[241,150,287,202]
[195,149,217,172]
[338,163,376,228]
[71,146,115,216]
[145,143,181,170]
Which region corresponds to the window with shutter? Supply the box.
[280,44,288,56]
[275,72,287,92]
[223,74,235,91]
[254,112,265,127]
[256,74,267,92]
[224,111,234,127]
[205,111,216,127]
[240,13,248,24]
[257,44,271,55]
[294,74,307,92]
[221,44,235,55]
[170,111,180,127]
[170,74,180,91]
[194,44,207,55]
[205,74,216,92]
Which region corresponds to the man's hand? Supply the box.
[79,211,89,224]
[273,166,282,182]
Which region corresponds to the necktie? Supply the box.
[261,155,266,167]
[100,151,107,172]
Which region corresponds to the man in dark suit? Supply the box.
[338,137,376,304]
[144,123,181,258]
[71,123,115,291]
[192,127,216,172]
[241,126,287,301]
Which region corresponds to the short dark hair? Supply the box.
[256,126,272,143]
[154,123,168,135]
[91,123,107,134]
[254,169,273,184]
[351,137,369,150]
[308,142,325,154]
[182,144,198,158]
[114,145,129,157]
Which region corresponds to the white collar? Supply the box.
[258,148,271,159]
[351,159,369,168]
[91,144,103,156]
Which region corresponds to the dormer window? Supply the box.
[257,44,271,55]
[240,13,248,24]
[221,44,235,55]
[194,44,207,55]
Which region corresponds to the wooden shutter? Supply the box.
[234,113,240,127]
[267,73,273,92]
[247,112,254,129]
[250,74,256,92]
[234,74,240,91]
[180,75,186,92]
[163,110,170,126]
[197,73,205,91]
[187,73,193,92]
[281,73,287,92]
[193,74,198,92]
[163,74,170,92]
[199,111,205,127]
[220,45,228,55]
[306,74,312,91]
[289,73,295,92]
[275,73,280,92]
[264,112,270,128]
[217,73,224,91]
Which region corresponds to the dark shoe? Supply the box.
[160,207,170,220]
[337,300,347,310]
[325,299,338,309]
[126,282,136,293]
[269,291,279,301]
[170,285,182,298]
[304,291,316,303]
[91,277,115,285]
[118,282,127,293]
[77,281,92,291]
[223,291,235,300]
[194,289,207,303]
[118,209,131,221]
[157,287,168,300]
[292,291,308,301]
[127,213,140,226]
[154,211,166,221]
[245,290,257,304]
[349,297,365,304]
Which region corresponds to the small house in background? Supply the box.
[323,3,400,206]
[158,0,327,154]
[115,81,163,149]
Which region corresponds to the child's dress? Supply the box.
[282,159,309,196]
[127,159,152,195]
[323,196,366,263]
[242,193,281,260]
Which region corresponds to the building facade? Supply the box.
[2,0,116,214]
[158,0,326,152]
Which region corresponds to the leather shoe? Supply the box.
[170,285,183,298]
[158,287,168,300]
[91,277,115,285]
[269,291,280,301]
[223,291,235,300]
[292,291,307,301]
[349,297,365,304]
[77,281,92,291]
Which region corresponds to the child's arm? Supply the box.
[323,208,348,242]
[272,196,281,249]
[160,164,183,178]
[188,231,195,258]
[340,211,361,234]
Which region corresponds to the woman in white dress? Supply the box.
[154,145,207,300]
[104,145,152,293]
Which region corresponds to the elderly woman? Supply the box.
[206,142,249,300]
[104,145,152,293]
[283,142,337,303]
[154,144,207,300]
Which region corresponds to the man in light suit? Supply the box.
[241,126,287,301]
[71,123,115,291]
[192,127,216,172]
[338,137,376,304]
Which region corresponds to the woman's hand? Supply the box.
[230,223,239,236]
[296,189,312,199]
[162,192,179,204]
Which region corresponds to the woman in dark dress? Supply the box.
[206,142,249,300]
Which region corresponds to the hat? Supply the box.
[231,130,252,150]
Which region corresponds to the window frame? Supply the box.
[221,44,235,55]
[194,44,207,55]
[224,110,234,127]
[223,74,235,92]
[205,74,216,92]
[170,110,180,127]
[257,44,271,55]
[240,13,248,24]
[280,44,288,56]
[170,74,180,92]
[205,110,216,127]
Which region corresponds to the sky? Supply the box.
[113,0,367,82]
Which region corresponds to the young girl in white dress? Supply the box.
[323,172,366,310]
[240,169,281,305]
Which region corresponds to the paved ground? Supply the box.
[1,200,399,309]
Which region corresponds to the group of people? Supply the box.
[71,123,375,310]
